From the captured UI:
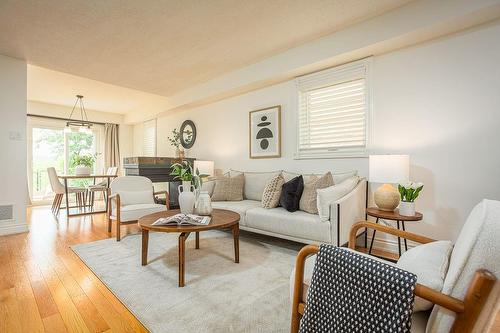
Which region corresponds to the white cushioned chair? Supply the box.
[291,199,500,332]
[108,176,169,241]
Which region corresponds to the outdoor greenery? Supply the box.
[398,182,424,202]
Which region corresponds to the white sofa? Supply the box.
[206,170,366,246]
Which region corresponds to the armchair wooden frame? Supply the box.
[290,221,497,333]
[107,188,169,241]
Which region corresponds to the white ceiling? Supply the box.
[1,0,412,99]
[28,65,170,116]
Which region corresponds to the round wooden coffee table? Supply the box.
[138,209,240,287]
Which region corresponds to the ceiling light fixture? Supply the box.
[64,95,93,134]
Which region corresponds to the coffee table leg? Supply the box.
[141,229,149,266]
[195,231,200,249]
[233,224,239,263]
[178,232,189,287]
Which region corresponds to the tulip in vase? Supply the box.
[397,181,424,217]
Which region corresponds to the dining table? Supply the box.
[58,174,118,217]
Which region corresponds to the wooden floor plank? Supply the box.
[42,313,69,333]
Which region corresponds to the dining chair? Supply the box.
[87,166,118,208]
[47,167,86,215]
[107,176,169,241]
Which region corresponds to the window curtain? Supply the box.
[104,123,120,171]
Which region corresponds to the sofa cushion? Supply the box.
[230,170,281,201]
[245,207,330,242]
[211,200,261,226]
[111,203,166,222]
[201,180,216,196]
[283,170,358,184]
[299,172,334,214]
[211,174,244,201]
[316,176,360,222]
[279,176,304,212]
[261,174,285,209]
[397,240,453,312]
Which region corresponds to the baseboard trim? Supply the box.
[0,219,29,236]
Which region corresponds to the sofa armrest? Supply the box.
[329,178,367,246]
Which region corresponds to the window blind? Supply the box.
[143,119,157,157]
[296,59,370,158]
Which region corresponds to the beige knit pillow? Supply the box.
[211,174,244,201]
[261,174,285,208]
[299,172,334,214]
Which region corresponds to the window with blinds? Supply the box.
[142,119,157,157]
[296,59,371,158]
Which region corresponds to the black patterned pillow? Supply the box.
[261,174,285,208]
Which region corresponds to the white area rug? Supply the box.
[72,230,301,332]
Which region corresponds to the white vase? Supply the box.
[75,165,91,176]
[178,182,195,214]
[195,191,212,216]
[399,201,416,216]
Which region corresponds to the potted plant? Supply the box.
[170,161,208,214]
[71,154,95,176]
[168,128,184,159]
[397,181,424,216]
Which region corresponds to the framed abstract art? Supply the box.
[249,105,281,159]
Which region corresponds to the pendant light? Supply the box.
[64,95,92,134]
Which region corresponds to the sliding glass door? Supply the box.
[28,117,103,204]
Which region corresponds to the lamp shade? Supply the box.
[194,160,215,177]
[369,155,409,184]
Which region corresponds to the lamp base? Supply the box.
[374,183,400,211]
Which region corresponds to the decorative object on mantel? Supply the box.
[168,128,185,159]
[249,105,281,158]
[63,95,93,134]
[180,120,196,149]
[72,154,95,176]
[369,155,409,211]
[397,181,424,216]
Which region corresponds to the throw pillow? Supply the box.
[211,174,244,201]
[397,240,453,312]
[316,176,360,221]
[299,172,334,214]
[261,174,285,208]
[279,175,304,212]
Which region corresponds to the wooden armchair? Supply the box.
[107,176,170,241]
[291,199,500,333]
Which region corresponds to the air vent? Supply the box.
[0,205,13,221]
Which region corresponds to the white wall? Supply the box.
[28,101,135,173]
[0,55,28,235]
[136,21,500,245]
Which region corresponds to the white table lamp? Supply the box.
[194,160,215,178]
[369,155,409,211]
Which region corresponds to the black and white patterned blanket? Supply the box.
[299,244,417,333]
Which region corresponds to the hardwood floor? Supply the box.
[0,205,498,332]
[0,205,148,333]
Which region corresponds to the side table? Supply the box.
[366,207,423,257]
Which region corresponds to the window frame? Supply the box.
[294,58,372,159]
[142,118,157,157]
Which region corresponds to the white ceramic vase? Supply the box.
[399,201,416,216]
[75,165,91,176]
[178,181,195,214]
[195,191,212,216]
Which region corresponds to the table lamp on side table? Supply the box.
[369,155,409,211]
